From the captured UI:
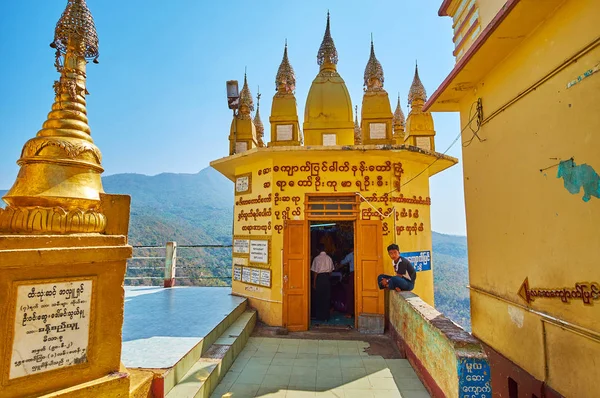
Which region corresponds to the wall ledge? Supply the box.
[389,291,491,397]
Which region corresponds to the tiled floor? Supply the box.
[211,337,430,398]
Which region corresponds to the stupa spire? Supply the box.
[393,93,406,130]
[276,40,296,94]
[0,0,106,233]
[239,71,254,119]
[364,35,384,91]
[317,11,338,69]
[408,61,427,105]
[354,105,362,144]
[254,88,265,147]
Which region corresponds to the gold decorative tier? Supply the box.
[0,0,106,234]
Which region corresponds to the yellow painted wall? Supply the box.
[456,0,600,395]
[475,0,506,30]
[229,149,440,326]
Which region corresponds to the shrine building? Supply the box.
[211,14,458,331]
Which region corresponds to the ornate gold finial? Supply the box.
[276,40,296,94]
[408,61,427,105]
[364,35,384,91]
[393,93,406,130]
[51,0,99,64]
[317,11,338,69]
[239,72,254,119]
[354,105,362,144]
[254,87,265,147]
[0,0,107,234]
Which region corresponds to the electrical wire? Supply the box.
[462,98,485,148]
[383,99,482,195]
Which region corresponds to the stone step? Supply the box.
[152,298,248,397]
[128,369,154,398]
[165,310,257,398]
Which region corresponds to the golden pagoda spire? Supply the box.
[364,35,384,91]
[317,11,338,70]
[408,61,427,105]
[354,105,362,144]
[254,87,265,147]
[0,0,107,234]
[393,94,406,130]
[239,71,254,120]
[405,61,436,151]
[276,40,296,94]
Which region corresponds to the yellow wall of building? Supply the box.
[229,149,439,326]
[457,0,600,395]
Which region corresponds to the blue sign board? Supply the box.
[458,357,491,397]
[401,251,431,272]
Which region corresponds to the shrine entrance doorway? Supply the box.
[282,194,384,332]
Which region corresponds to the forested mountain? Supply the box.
[432,232,470,331]
[0,168,471,330]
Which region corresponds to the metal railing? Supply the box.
[125,241,233,287]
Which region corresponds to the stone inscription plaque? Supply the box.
[250,240,269,264]
[369,123,387,139]
[9,280,93,379]
[276,124,293,141]
[416,136,431,151]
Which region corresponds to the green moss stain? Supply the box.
[557,160,600,202]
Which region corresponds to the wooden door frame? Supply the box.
[304,193,360,329]
[282,219,309,331]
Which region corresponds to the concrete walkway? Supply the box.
[211,337,430,398]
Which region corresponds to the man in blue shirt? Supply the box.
[378,244,417,292]
[340,250,354,273]
[339,247,355,317]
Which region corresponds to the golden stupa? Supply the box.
[405,63,436,151]
[0,0,106,234]
[269,41,302,146]
[303,12,354,146]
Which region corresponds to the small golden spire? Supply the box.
[276,40,296,94]
[0,0,106,234]
[364,35,384,91]
[239,71,254,119]
[408,61,427,105]
[354,105,362,144]
[254,88,265,147]
[393,93,405,129]
[317,11,338,69]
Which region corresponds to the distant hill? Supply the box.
[103,168,233,246]
[432,232,470,331]
[0,168,471,330]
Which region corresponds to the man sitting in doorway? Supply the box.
[311,244,334,321]
[377,244,416,292]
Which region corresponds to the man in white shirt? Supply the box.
[311,244,334,321]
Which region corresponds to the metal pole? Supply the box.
[164,241,177,288]
[233,109,238,155]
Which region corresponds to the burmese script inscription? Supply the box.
[9,280,93,379]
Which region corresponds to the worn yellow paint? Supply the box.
[0,195,133,398]
[431,0,600,395]
[0,236,132,397]
[212,146,457,326]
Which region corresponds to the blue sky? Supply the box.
[0,0,466,236]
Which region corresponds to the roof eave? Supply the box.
[425,0,566,112]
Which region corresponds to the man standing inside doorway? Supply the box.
[340,247,355,317]
[311,244,334,321]
[378,244,416,292]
